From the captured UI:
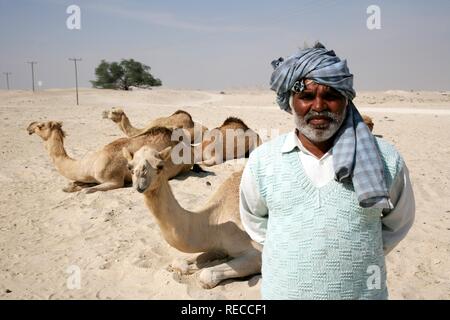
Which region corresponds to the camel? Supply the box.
[102,108,208,143]
[199,117,262,167]
[362,114,374,132]
[27,121,196,193]
[102,107,142,137]
[123,145,262,288]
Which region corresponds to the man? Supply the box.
[239,43,415,300]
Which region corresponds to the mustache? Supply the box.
[303,110,341,123]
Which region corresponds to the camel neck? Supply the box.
[120,115,140,136]
[144,176,210,253]
[45,131,70,160]
[45,131,78,180]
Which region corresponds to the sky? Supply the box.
[0,0,449,91]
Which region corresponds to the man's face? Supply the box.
[291,80,348,143]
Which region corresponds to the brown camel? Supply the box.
[123,145,262,288]
[362,115,374,132]
[102,108,208,143]
[199,117,262,167]
[27,121,195,193]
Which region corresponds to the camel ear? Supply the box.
[113,107,124,114]
[122,147,133,161]
[155,159,164,171]
[158,146,172,161]
[49,121,63,129]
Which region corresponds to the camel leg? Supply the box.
[201,156,220,167]
[169,251,228,275]
[198,250,261,289]
[82,181,124,194]
[62,181,96,193]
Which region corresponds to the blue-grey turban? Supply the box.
[270,43,392,210]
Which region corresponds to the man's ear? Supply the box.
[158,146,172,161]
[122,147,133,161]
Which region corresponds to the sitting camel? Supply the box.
[199,117,262,167]
[27,121,196,193]
[102,108,208,143]
[123,145,262,288]
[362,114,374,132]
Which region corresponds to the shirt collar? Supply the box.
[281,129,332,160]
[281,130,300,153]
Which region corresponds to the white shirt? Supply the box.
[239,130,415,255]
[290,132,335,188]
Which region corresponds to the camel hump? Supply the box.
[112,107,124,113]
[221,117,249,130]
[141,126,173,137]
[172,110,193,120]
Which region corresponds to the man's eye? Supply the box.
[298,94,314,100]
[324,93,340,101]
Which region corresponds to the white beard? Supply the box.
[293,104,347,143]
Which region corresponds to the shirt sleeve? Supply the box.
[239,163,268,245]
[381,165,415,255]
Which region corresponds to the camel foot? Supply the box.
[198,269,221,289]
[168,251,228,277]
[169,259,194,275]
[197,251,261,289]
[63,184,82,193]
[82,182,123,193]
[201,158,219,167]
[62,182,96,193]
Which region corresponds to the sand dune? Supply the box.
[0,88,449,299]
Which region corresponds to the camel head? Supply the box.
[123,145,172,193]
[27,121,65,141]
[102,107,125,123]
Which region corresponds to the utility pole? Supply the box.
[69,58,81,105]
[3,72,11,90]
[27,61,37,92]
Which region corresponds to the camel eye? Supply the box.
[127,164,133,171]
[156,164,164,171]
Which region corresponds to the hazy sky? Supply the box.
[1,0,449,91]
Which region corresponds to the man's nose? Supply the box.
[311,96,327,112]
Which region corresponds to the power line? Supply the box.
[27,61,37,92]
[3,72,11,90]
[69,58,82,105]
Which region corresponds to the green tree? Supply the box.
[91,59,162,90]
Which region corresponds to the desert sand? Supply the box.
[0,87,449,299]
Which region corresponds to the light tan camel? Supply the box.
[27,121,195,193]
[102,108,208,143]
[123,145,262,288]
[199,117,262,167]
[102,107,142,137]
